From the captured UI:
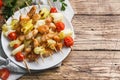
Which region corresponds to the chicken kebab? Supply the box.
[2,5,74,62]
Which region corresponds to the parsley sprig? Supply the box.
[53,0,67,11]
[3,0,32,19]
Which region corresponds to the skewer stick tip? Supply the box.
[47,0,52,8]
[23,60,31,74]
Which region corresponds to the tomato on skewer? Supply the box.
[8,32,17,40]
[55,21,65,32]
[0,68,10,80]
[50,7,57,13]
[15,52,24,62]
[64,36,74,47]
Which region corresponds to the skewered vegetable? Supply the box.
[12,44,25,55]
[50,13,63,23]
[9,39,21,47]
[15,52,24,62]
[39,8,50,19]
[55,21,65,32]
[34,46,45,55]
[64,36,74,47]
[50,7,57,13]
[8,32,17,40]
[21,19,33,34]
[59,29,73,39]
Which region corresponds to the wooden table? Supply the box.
[1,0,120,79]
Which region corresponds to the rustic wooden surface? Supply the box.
[3,0,120,80]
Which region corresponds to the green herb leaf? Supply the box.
[53,0,57,2]
[62,2,67,6]
[59,0,65,2]
[61,3,66,11]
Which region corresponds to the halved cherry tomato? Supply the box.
[8,32,17,40]
[15,52,24,62]
[0,0,3,9]
[50,7,57,13]
[13,44,20,49]
[55,22,65,32]
[0,68,10,80]
[64,36,74,47]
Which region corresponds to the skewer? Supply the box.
[24,2,41,64]
[49,53,53,60]
[23,60,31,74]
[60,49,64,54]
[17,7,31,73]
[38,0,41,9]
[35,59,39,64]
[54,47,57,52]
[40,53,44,62]
[47,0,52,8]
[25,1,31,9]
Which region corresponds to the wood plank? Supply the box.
[72,15,120,50]
[19,51,120,80]
[70,0,120,15]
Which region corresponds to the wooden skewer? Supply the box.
[54,47,57,52]
[35,59,39,64]
[47,0,52,8]
[38,0,41,9]
[18,7,22,15]
[60,49,64,54]
[40,53,44,62]
[17,7,31,73]
[25,1,31,9]
[23,60,31,74]
[49,53,53,60]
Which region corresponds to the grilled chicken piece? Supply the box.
[32,13,41,24]
[26,52,39,62]
[55,42,63,51]
[43,48,53,57]
[27,6,36,18]
[38,25,49,34]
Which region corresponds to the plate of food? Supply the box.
[1,5,74,70]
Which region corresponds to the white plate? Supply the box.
[1,5,74,70]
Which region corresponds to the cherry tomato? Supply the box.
[0,68,10,80]
[13,44,20,49]
[50,7,57,13]
[55,22,65,32]
[64,36,74,47]
[15,52,24,62]
[8,32,17,40]
[0,0,3,9]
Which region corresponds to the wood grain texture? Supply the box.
[19,51,120,80]
[70,0,120,15]
[72,15,120,50]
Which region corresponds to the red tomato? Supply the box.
[13,44,20,49]
[0,0,3,9]
[64,36,74,47]
[55,22,65,32]
[15,52,24,62]
[0,68,10,80]
[8,32,17,40]
[50,7,57,13]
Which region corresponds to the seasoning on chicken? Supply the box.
[27,6,36,18]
